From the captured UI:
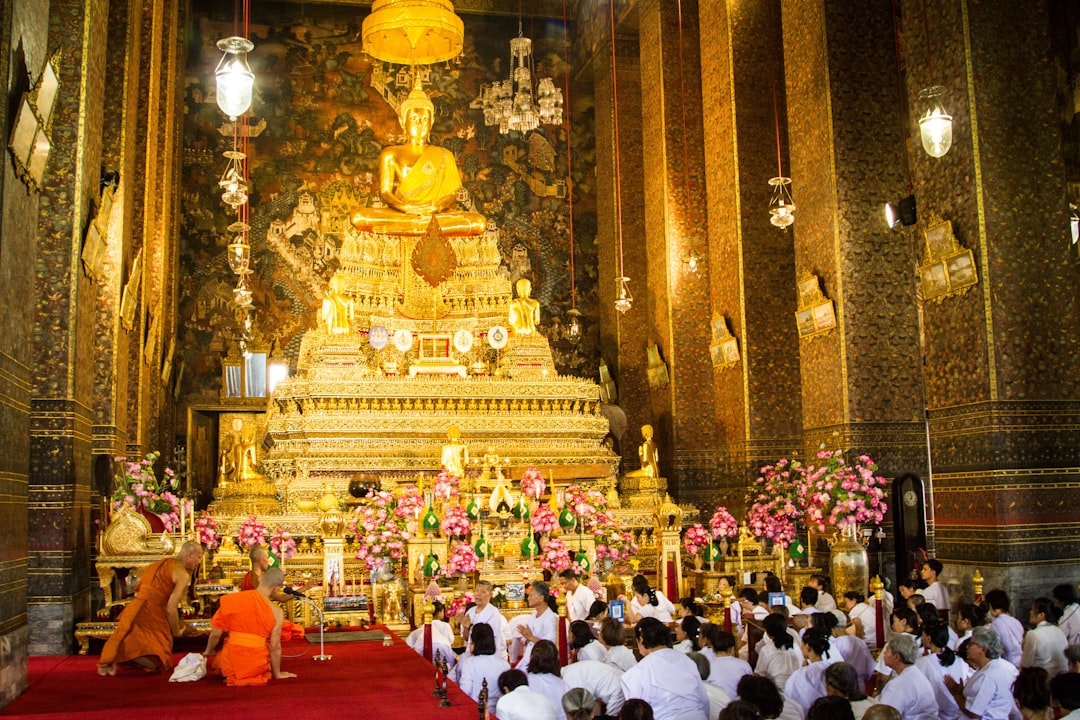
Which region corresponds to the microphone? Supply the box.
[283,586,307,598]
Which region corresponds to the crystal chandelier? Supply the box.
[478,19,562,134]
[768,87,795,230]
[614,277,633,314]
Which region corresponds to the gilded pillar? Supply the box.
[636,0,718,494]
[902,0,1080,598]
[696,0,802,511]
[594,26,650,473]
[27,0,113,654]
[782,1,927,490]
[0,0,49,699]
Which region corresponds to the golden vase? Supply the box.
[829,525,868,600]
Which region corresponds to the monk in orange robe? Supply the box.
[204,566,297,685]
[239,546,306,641]
[97,541,203,675]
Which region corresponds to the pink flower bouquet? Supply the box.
[446,542,479,575]
[683,524,711,555]
[440,506,472,538]
[434,470,460,501]
[521,466,546,499]
[269,527,297,560]
[238,515,268,548]
[530,505,557,534]
[709,506,739,539]
[802,450,888,533]
[540,537,571,572]
[193,512,219,550]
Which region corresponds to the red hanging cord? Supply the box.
[562,0,576,308]
[608,0,625,279]
[773,85,783,177]
[675,0,695,253]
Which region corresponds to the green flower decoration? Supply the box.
[465,497,481,521]
[558,507,577,529]
[474,534,493,559]
[421,507,440,533]
[422,553,441,578]
[521,535,540,557]
[512,498,531,520]
[574,550,591,573]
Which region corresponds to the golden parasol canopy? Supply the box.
[362,0,464,66]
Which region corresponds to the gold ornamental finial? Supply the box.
[870,575,884,601]
[972,569,984,596]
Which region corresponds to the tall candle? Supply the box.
[179,500,185,541]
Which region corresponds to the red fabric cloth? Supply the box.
[98,558,177,671]
[210,590,277,686]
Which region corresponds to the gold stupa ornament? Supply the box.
[362,0,464,65]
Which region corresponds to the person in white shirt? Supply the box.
[561,687,598,720]
[986,590,1025,667]
[463,580,512,661]
[842,591,879,650]
[456,623,512,715]
[917,559,951,613]
[698,624,751,700]
[809,574,837,615]
[621,617,711,720]
[918,623,971,720]
[562,659,626,716]
[798,587,822,619]
[600,617,637,672]
[560,569,597,623]
[406,600,457,670]
[811,612,873,688]
[673,616,701,654]
[519,581,558,669]
[1055,585,1080,646]
[687,651,730,720]
[784,627,836,717]
[624,574,676,624]
[757,612,806,691]
[916,602,960,650]
[570,620,606,663]
[956,602,987,647]
[526,640,572,713]
[824,662,878,720]
[737,672,806,720]
[877,634,938,720]
[945,625,1020,720]
[1050,672,1080,720]
[497,668,560,720]
[1022,597,1069,677]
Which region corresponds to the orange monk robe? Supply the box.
[210,590,277,686]
[99,558,178,671]
[239,572,306,641]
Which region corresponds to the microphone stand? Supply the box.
[288,593,331,661]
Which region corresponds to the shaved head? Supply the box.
[250,546,268,563]
[260,567,285,589]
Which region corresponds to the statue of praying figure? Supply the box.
[320,275,354,335]
[350,80,486,237]
[508,278,540,335]
[440,425,468,479]
[624,424,659,478]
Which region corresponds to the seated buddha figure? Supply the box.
[351,80,486,237]
[508,278,540,335]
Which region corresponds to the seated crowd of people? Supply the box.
[413,564,1080,720]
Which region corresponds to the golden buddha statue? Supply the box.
[217,436,235,487]
[350,80,486,237]
[233,426,271,483]
[508,278,540,335]
[440,425,468,478]
[320,275,354,335]
[624,424,659,478]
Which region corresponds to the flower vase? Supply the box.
[719,537,729,557]
[693,554,703,571]
[456,574,469,592]
[830,525,868,600]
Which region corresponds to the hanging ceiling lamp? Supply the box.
[362,0,464,65]
[478,4,562,135]
[609,0,630,313]
[215,36,255,120]
[675,0,702,275]
[916,0,952,158]
[560,0,581,341]
[768,87,795,229]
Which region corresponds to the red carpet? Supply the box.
[1,632,479,720]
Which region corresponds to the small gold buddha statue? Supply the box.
[508,278,540,335]
[350,80,486,237]
[440,425,468,478]
[320,275,355,335]
[625,424,659,478]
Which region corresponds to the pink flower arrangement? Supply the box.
[193,512,219,550]
[238,516,267,548]
[564,485,607,522]
[521,467,546,499]
[802,450,888,533]
[440,506,472,538]
[394,484,424,520]
[434,470,460,501]
[445,542,479,575]
[353,490,409,571]
[269,528,297,560]
[530,505,557,534]
[447,592,474,617]
[683,524,711,555]
[709,506,739,539]
[540,537,571,572]
[746,458,805,548]
[110,451,184,531]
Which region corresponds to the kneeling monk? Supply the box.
[97,541,203,675]
[204,566,297,685]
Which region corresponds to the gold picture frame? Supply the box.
[709,316,740,370]
[919,248,978,303]
[7,50,60,192]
